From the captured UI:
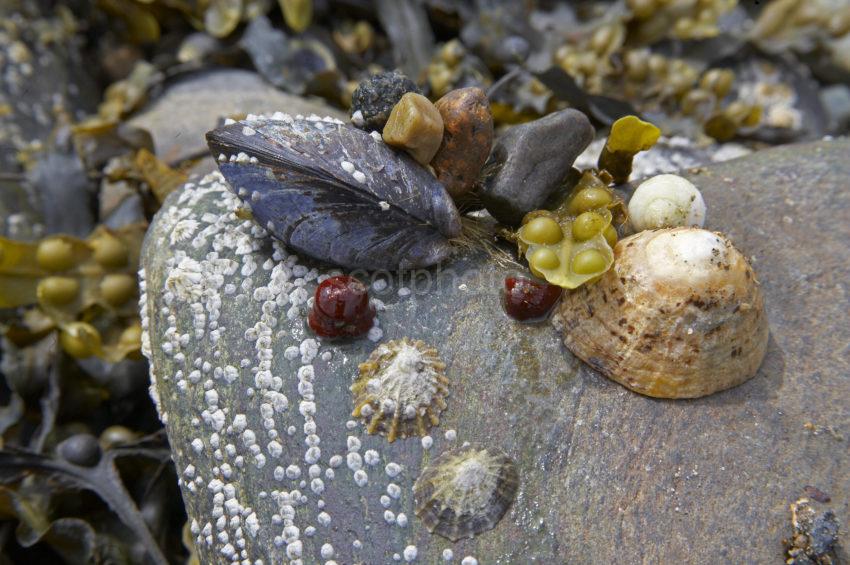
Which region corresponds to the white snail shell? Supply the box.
[553,228,768,399]
[628,174,706,232]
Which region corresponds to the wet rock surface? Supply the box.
[481,109,595,225]
[431,87,494,199]
[142,139,849,563]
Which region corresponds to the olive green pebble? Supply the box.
[36,238,76,271]
[382,92,445,165]
[38,276,80,306]
[572,249,607,274]
[571,211,606,241]
[568,187,613,215]
[92,235,128,269]
[60,322,101,358]
[522,217,563,245]
[100,273,137,306]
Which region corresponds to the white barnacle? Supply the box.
[346,452,363,471]
[353,170,367,184]
[341,161,355,174]
[317,511,331,526]
[403,545,418,562]
[387,483,401,499]
[628,174,706,232]
[364,449,380,466]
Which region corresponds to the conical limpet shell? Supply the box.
[351,338,449,442]
[413,445,518,541]
[554,227,768,399]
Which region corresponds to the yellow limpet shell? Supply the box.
[598,115,661,184]
[351,338,449,442]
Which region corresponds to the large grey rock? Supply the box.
[141,139,850,564]
[129,70,347,166]
[481,109,594,225]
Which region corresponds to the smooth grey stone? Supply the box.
[480,109,594,225]
[129,70,347,166]
[141,139,849,564]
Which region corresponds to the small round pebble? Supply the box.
[350,71,421,132]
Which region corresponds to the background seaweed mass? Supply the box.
[0,0,848,563]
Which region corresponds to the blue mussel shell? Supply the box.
[206,114,462,271]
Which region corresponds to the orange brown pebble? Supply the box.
[431,87,494,199]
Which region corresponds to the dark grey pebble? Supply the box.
[480,109,594,226]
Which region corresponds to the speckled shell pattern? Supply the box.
[413,445,519,542]
[554,228,769,399]
[206,115,462,271]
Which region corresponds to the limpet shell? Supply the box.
[554,227,768,398]
[351,338,449,442]
[413,445,519,541]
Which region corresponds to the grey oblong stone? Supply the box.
[480,108,594,225]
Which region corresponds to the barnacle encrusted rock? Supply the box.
[350,70,421,132]
[140,140,849,564]
[351,338,449,442]
[413,445,518,541]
